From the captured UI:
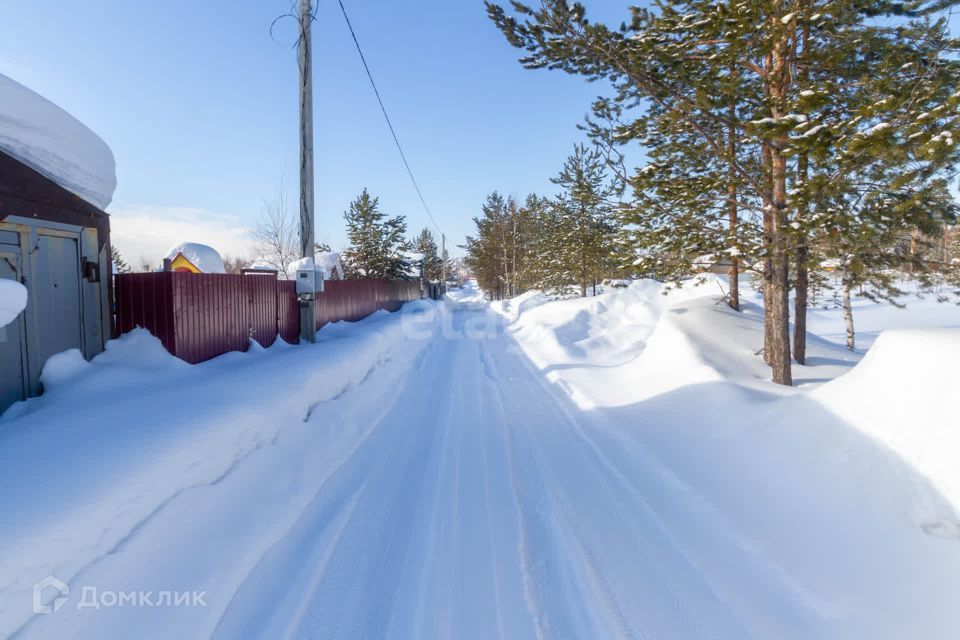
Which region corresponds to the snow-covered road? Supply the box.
[211,307,764,639]
[9,282,960,639]
[213,308,749,639]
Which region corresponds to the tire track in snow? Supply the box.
[477,379,508,640]
[481,337,642,640]
[479,340,548,640]
[506,321,817,638]
[392,337,463,640]
[533,352,818,636]
[283,333,471,639]
[511,347,727,639]
[482,337,630,640]
[209,340,446,639]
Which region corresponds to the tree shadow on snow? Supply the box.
[513,346,960,636]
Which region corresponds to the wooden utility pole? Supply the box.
[441,233,446,294]
[298,0,317,342]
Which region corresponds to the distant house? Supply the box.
[163,242,226,274]
[0,74,116,413]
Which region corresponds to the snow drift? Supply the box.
[0,73,116,209]
[0,302,437,637]
[815,329,960,513]
[497,279,960,637]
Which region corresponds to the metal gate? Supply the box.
[28,233,83,389]
[0,238,27,409]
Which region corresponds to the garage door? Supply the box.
[29,234,83,392]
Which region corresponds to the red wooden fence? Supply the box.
[115,272,420,364]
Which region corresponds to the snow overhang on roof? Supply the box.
[0,73,117,210]
[163,242,226,274]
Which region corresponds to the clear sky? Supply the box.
[0,0,632,265]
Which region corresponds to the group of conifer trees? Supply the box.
[478,0,960,385]
[465,144,625,300]
[341,188,449,282]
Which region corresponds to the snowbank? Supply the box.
[498,276,868,408]
[163,242,226,274]
[0,279,27,328]
[815,329,960,512]
[490,280,960,636]
[0,302,438,636]
[0,73,116,209]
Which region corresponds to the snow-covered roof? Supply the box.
[0,73,116,210]
[163,242,226,274]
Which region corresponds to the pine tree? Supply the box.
[465,192,539,299]
[342,189,410,279]
[412,228,443,282]
[551,144,619,297]
[487,0,960,385]
[111,245,132,274]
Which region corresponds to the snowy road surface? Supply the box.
[217,309,754,640]
[8,282,960,639]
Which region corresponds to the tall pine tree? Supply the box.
[488,0,960,385]
[412,228,443,282]
[342,189,410,279]
[551,144,619,297]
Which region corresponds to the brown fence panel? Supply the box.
[278,280,300,345]
[171,273,246,364]
[114,272,176,353]
[315,279,420,331]
[243,272,280,349]
[116,274,418,364]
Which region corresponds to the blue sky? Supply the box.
[0,0,630,264]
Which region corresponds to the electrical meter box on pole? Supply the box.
[296,267,324,298]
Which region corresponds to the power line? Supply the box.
[336,0,443,237]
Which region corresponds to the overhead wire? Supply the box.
[336,0,444,238]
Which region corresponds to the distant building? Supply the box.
[163,242,226,274]
[0,75,116,412]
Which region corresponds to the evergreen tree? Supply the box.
[441,246,454,285]
[380,215,411,280]
[465,192,538,299]
[111,245,132,274]
[488,0,960,385]
[412,228,443,282]
[550,144,619,297]
[342,189,410,279]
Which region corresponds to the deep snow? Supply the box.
[0,73,116,209]
[1,279,958,639]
